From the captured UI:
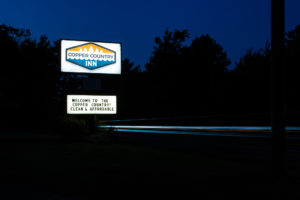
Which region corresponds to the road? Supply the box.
[99,124,300,161]
[100,124,300,181]
[100,125,300,139]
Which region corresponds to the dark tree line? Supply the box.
[1,23,300,127]
[0,24,81,128]
[121,26,300,123]
[121,29,231,117]
[0,25,60,127]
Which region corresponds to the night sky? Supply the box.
[1,0,300,69]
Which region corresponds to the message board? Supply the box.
[67,95,117,114]
[61,40,121,74]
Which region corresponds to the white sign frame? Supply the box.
[61,39,121,74]
[67,95,117,114]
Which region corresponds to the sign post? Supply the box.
[271,0,286,179]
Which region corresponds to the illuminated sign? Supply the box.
[67,95,117,114]
[61,40,121,74]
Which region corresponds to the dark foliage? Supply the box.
[121,26,300,123]
[0,24,80,128]
[123,29,231,117]
[286,25,300,114]
[0,24,60,127]
[227,45,271,115]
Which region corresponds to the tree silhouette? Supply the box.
[141,30,231,116]
[181,35,231,114]
[228,45,271,115]
[119,58,147,117]
[286,25,300,117]
[0,24,61,127]
[228,24,300,122]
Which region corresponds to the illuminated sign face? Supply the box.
[67,95,117,114]
[66,43,116,70]
[61,40,121,74]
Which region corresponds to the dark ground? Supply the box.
[0,129,299,199]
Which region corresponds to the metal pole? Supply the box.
[271,0,286,179]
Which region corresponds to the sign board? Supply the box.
[67,95,117,114]
[61,40,121,74]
